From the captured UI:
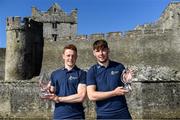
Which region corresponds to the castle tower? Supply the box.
[5,17,43,81]
[31,3,77,41]
[5,16,26,81]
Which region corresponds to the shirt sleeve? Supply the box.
[50,71,55,87]
[119,64,125,75]
[79,70,86,84]
[86,66,96,86]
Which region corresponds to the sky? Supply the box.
[0,0,177,48]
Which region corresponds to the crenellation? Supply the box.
[163,28,173,34]
[106,32,122,41]
[41,27,175,42]
[88,33,105,40]
[31,6,42,17]
[6,16,24,30]
[31,3,77,40]
[135,23,158,30]
[32,4,77,24]
[154,29,164,35]
[47,3,62,14]
[71,8,78,19]
[143,29,156,35]
[75,35,88,41]
[123,30,143,38]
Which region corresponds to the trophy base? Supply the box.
[124,85,132,91]
[40,92,52,98]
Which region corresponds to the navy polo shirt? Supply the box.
[50,66,86,119]
[87,60,128,117]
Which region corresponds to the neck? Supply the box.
[65,65,75,71]
[98,60,109,68]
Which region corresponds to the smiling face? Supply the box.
[92,40,110,64]
[63,49,77,69]
[93,48,109,64]
[62,44,77,69]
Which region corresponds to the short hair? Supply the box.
[63,44,77,53]
[93,40,109,50]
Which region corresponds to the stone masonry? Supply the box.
[0,2,180,119]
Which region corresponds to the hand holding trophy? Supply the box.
[121,68,134,91]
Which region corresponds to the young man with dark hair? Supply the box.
[43,44,86,119]
[87,40,132,119]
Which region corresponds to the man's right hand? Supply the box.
[113,86,129,96]
[41,93,59,103]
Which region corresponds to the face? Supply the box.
[93,48,109,64]
[63,49,77,68]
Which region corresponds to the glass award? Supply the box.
[121,68,133,91]
[39,73,52,98]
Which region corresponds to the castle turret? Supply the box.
[5,17,43,81]
[31,3,77,41]
[5,16,26,81]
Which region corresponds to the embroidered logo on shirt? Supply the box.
[68,76,78,80]
[97,66,101,69]
[111,71,119,75]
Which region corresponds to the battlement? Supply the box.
[135,23,159,30]
[106,32,122,41]
[32,3,77,23]
[6,16,24,30]
[75,35,88,41]
[53,28,173,42]
[32,6,42,17]
[88,33,105,40]
[120,29,173,38]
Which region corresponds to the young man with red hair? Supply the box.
[44,44,86,119]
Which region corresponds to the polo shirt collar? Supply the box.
[62,65,78,72]
[96,60,112,69]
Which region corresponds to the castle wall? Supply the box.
[158,2,180,29]
[0,48,5,80]
[41,28,180,73]
[0,78,179,119]
[1,2,180,120]
[1,28,180,118]
[39,28,180,119]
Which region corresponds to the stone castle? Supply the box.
[5,3,77,81]
[0,2,180,119]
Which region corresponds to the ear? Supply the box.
[93,50,96,57]
[62,53,65,60]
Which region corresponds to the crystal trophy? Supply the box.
[39,73,52,98]
[121,68,133,91]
